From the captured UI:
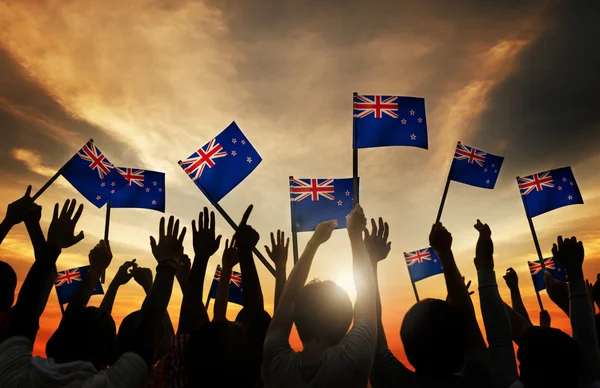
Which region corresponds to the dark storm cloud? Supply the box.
[0,48,142,184]
[207,0,547,121]
[473,0,600,172]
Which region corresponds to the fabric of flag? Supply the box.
[61,140,127,208]
[207,265,244,306]
[448,142,504,189]
[110,168,165,212]
[404,248,443,282]
[55,265,104,305]
[517,166,583,218]
[353,95,428,149]
[179,122,261,202]
[290,177,355,232]
[528,257,568,292]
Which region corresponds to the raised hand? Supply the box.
[265,231,289,269]
[89,240,113,272]
[150,216,187,268]
[544,271,570,315]
[465,277,474,296]
[347,204,366,237]
[133,266,153,293]
[429,222,452,255]
[364,217,391,264]
[192,207,222,259]
[474,220,494,271]
[114,259,137,286]
[311,220,338,245]
[223,238,239,269]
[539,310,551,328]
[23,202,42,225]
[552,236,584,280]
[235,205,260,251]
[4,185,34,226]
[47,199,84,249]
[503,267,519,290]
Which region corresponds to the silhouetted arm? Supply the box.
[0,186,33,245]
[265,231,289,310]
[99,260,136,315]
[7,243,61,342]
[553,236,600,383]
[267,220,336,337]
[214,264,233,321]
[503,268,531,324]
[179,208,219,334]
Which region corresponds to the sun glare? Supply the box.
[333,269,357,303]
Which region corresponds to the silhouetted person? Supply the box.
[0,260,16,340]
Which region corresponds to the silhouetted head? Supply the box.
[518,326,580,388]
[117,310,168,364]
[0,261,16,311]
[293,279,353,346]
[185,321,251,388]
[47,306,117,370]
[400,298,468,376]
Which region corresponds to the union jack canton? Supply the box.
[60,139,127,208]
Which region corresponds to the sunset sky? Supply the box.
[1,0,599,363]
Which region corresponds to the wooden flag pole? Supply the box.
[289,176,300,265]
[32,164,68,201]
[101,200,111,284]
[410,280,420,303]
[32,138,93,201]
[518,176,546,310]
[435,177,451,224]
[352,92,360,207]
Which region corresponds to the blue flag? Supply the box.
[179,122,262,202]
[448,142,504,189]
[518,167,583,218]
[110,168,165,212]
[61,140,127,208]
[55,265,104,305]
[528,257,568,292]
[207,265,244,306]
[290,177,355,232]
[353,94,428,149]
[404,248,443,282]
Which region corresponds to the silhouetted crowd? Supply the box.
[0,187,599,387]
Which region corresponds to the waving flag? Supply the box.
[448,142,504,189]
[353,94,428,149]
[404,248,443,282]
[55,265,104,305]
[60,140,127,208]
[518,167,583,218]
[290,177,355,232]
[110,168,165,212]
[179,122,261,202]
[207,265,244,306]
[528,257,568,292]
